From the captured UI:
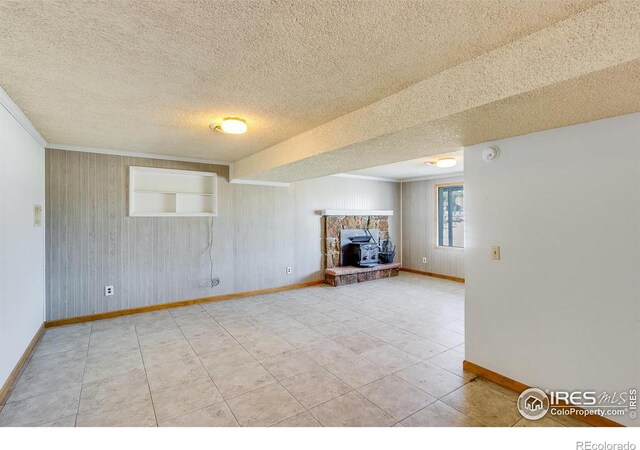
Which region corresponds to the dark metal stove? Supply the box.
[344,234,380,267]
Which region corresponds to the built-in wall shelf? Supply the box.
[129,166,217,217]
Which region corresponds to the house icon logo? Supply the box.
[517,388,550,420]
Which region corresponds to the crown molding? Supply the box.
[400,171,464,183]
[0,86,47,147]
[228,178,290,188]
[45,143,231,166]
[316,209,394,216]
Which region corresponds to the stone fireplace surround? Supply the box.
[323,215,389,269]
[321,213,400,286]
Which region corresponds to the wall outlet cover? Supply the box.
[286,266,293,275]
[104,285,114,296]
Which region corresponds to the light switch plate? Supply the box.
[33,204,42,227]
[491,245,501,260]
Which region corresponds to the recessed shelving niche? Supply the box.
[129,166,217,217]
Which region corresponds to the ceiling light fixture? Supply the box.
[210,117,248,135]
[427,157,457,168]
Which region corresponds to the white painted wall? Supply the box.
[0,99,45,390]
[464,113,640,426]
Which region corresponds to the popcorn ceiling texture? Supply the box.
[233,0,640,181]
[247,57,640,182]
[0,0,599,164]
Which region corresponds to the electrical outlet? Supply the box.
[286,266,293,275]
[104,285,114,296]
[491,245,501,260]
[422,257,427,264]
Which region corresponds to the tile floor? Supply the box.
[0,273,585,427]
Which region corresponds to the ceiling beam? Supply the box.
[231,0,640,182]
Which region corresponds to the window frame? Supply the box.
[434,182,464,250]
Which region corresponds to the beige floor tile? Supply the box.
[76,397,156,427]
[0,274,480,428]
[359,344,420,372]
[211,360,276,399]
[37,415,77,427]
[401,401,482,427]
[145,353,209,389]
[8,350,86,402]
[310,391,395,427]
[133,313,179,337]
[159,401,239,427]
[240,336,294,359]
[260,350,319,381]
[333,331,386,354]
[32,334,89,358]
[89,329,139,355]
[140,339,196,368]
[278,327,327,347]
[83,349,144,384]
[0,387,81,427]
[324,354,389,388]
[359,323,413,344]
[470,376,519,402]
[300,339,357,366]
[281,368,352,409]
[150,379,224,423]
[90,316,133,333]
[39,324,91,348]
[137,327,185,349]
[391,336,448,360]
[358,375,436,421]
[77,368,155,427]
[426,348,476,381]
[227,383,305,426]
[396,361,467,398]
[416,329,465,348]
[183,329,237,355]
[440,382,522,427]
[272,411,321,427]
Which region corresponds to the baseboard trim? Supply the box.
[400,267,465,283]
[462,360,624,427]
[0,323,45,406]
[45,280,325,328]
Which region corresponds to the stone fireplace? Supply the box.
[319,211,400,286]
[323,215,388,269]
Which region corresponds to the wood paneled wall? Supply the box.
[45,150,400,320]
[401,176,464,278]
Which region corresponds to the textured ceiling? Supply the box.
[248,57,640,182]
[234,0,640,181]
[0,0,600,162]
[346,150,464,181]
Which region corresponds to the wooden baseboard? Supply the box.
[0,323,45,406]
[400,267,465,283]
[463,360,624,427]
[45,279,325,328]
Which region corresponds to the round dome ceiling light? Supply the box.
[210,117,248,135]
[427,157,457,168]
